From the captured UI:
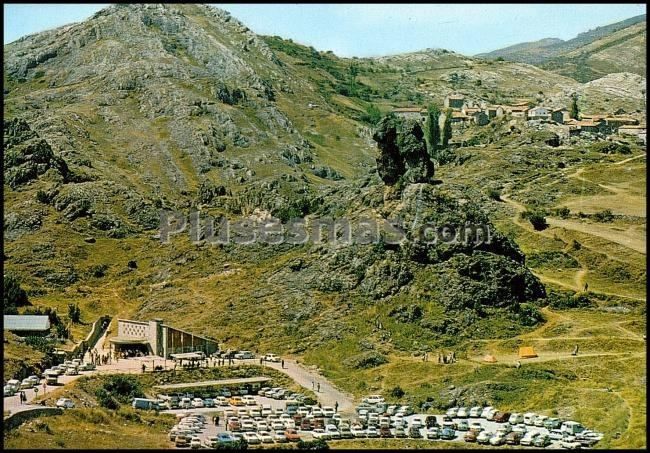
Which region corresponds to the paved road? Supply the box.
[261,359,355,415]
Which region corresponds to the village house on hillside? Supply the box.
[4,315,51,337]
[527,106,552,121]
[444,94,465,110]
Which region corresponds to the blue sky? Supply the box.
[3,3,646,56]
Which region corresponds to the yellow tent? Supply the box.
[518,346,538,359]
[482,354,497,363]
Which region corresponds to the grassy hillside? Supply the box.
[479,14,646,82]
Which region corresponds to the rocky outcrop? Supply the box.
[3,118,70,188]
[373,115,434,186]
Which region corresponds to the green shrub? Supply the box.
[390,386,405,398]
[590,142,631,155]
[487,188,502,201]
[297,438,329,450]
[4,274,30,313]
[521,210,548,231]
[593,209,614,222]
[343,351,388,369]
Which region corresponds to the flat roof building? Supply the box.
[108,318,218,358]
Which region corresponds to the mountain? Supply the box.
[478,14,646,81]
[3,4,647,449]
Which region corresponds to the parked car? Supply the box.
[489,432,507,446]
[425,415,439,428]
[446,407,459,418]
[464,430,478,442]
[523,412,537,425]
[376,426,390,438]
[508,413,524,424]
[258,431,274,443]
[469,421,483,432]
[366,426,379,438]
[493,411,511,423]
[190,398,203,408]
[190,436,202,449]
[505,431,524,445]
[394,426,407,438]
[285,428,301,442]
[132,398,160,410]
[215,433,235,446]
[469,406,482,418]
[339,425,353,439]
[544,417,562,429]
[231,396,247,406]
[457,407,469,418]
[243,432,261,444]
[476,431,492,444]
[351,426,366,438]
[363,395,385,405]
[263,353,280,362]
[440,427,456,440]
[456,420,469,431]
[326,424,341,439]
[322,406,335,418]
[56,398,75,409]
[533,433,551,447]
[496,423,512,434]
[562,421,585,435]
[273,430,288,443]
[560,439,583,450]
[534,415,548,427]
[520,431,540,446]
[19,379,34,389]
[480,406,495,419]
[174,434,190,448]
[234,351,255,359]
[4,385,16,396]
[26,375,40,386]
[311,429,331,440]
[426,426,440,439]
[485,408,499,421]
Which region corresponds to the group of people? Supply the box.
[18,390,27,404]
[439,351,457,364]
[88,351,113,366]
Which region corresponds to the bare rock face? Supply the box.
[373,114,434,187]
[3,118,70,188]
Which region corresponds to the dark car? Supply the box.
[442,415,453,423]
[425,415,439,428]
[379,426,392,438]
[494,412,512,423]
[464,430,478,443]
[506,431,524,445]
[312,418,325,430]
[409,426,422,438]
[300,419,312,430]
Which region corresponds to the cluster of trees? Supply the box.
[3,274,30,314]
[424,104,452,163]
[68,303,82,324]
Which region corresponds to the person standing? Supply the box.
[335,401,339,413]
[317,382,321,393]
[215,415,220,426]
[281,359,285,369]
[142,363,146,373]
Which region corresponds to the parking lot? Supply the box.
[164,395,601,449]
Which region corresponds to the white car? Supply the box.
[469,406,483,418]
[241,420,256,432]
[325,424,341,439]
[410,417,424,428]
[457,407,469,418]
[523,412,537,425]
[512,423,527,434]
[56,398,75,409]
[243,432,261,444]
[560,439,583,449]
[234,350,255,359]
[366,426,379,438]
[256,420,270,431]
[489,432,507,446]
[322,406,335,418]
[19,379,34,389]
[480,406,494,419]
[190,437,202,449]
[191,398,204,408]
[520,431,540,446]
[509,413,524,424]
[446,407,459,418]
[263,354,281,362]
[476,431,492,444]
[363,395,385,405]
[312,429,331,440]
[273,431,288,443]
[26,375,41,386]
[65,367,78,376]
[534,415,548,427]
[386,405,398,415]
[4,385,16,397]
[258,431,274,443]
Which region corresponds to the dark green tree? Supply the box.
[442,109,453,148]
[569,93,579,119]
[425,104,441,159]
[68,303,81,323]
[3,274,30,314]
[347,64,359,96]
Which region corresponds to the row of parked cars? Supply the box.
[445,405,603,448]
[4,358,96,397]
